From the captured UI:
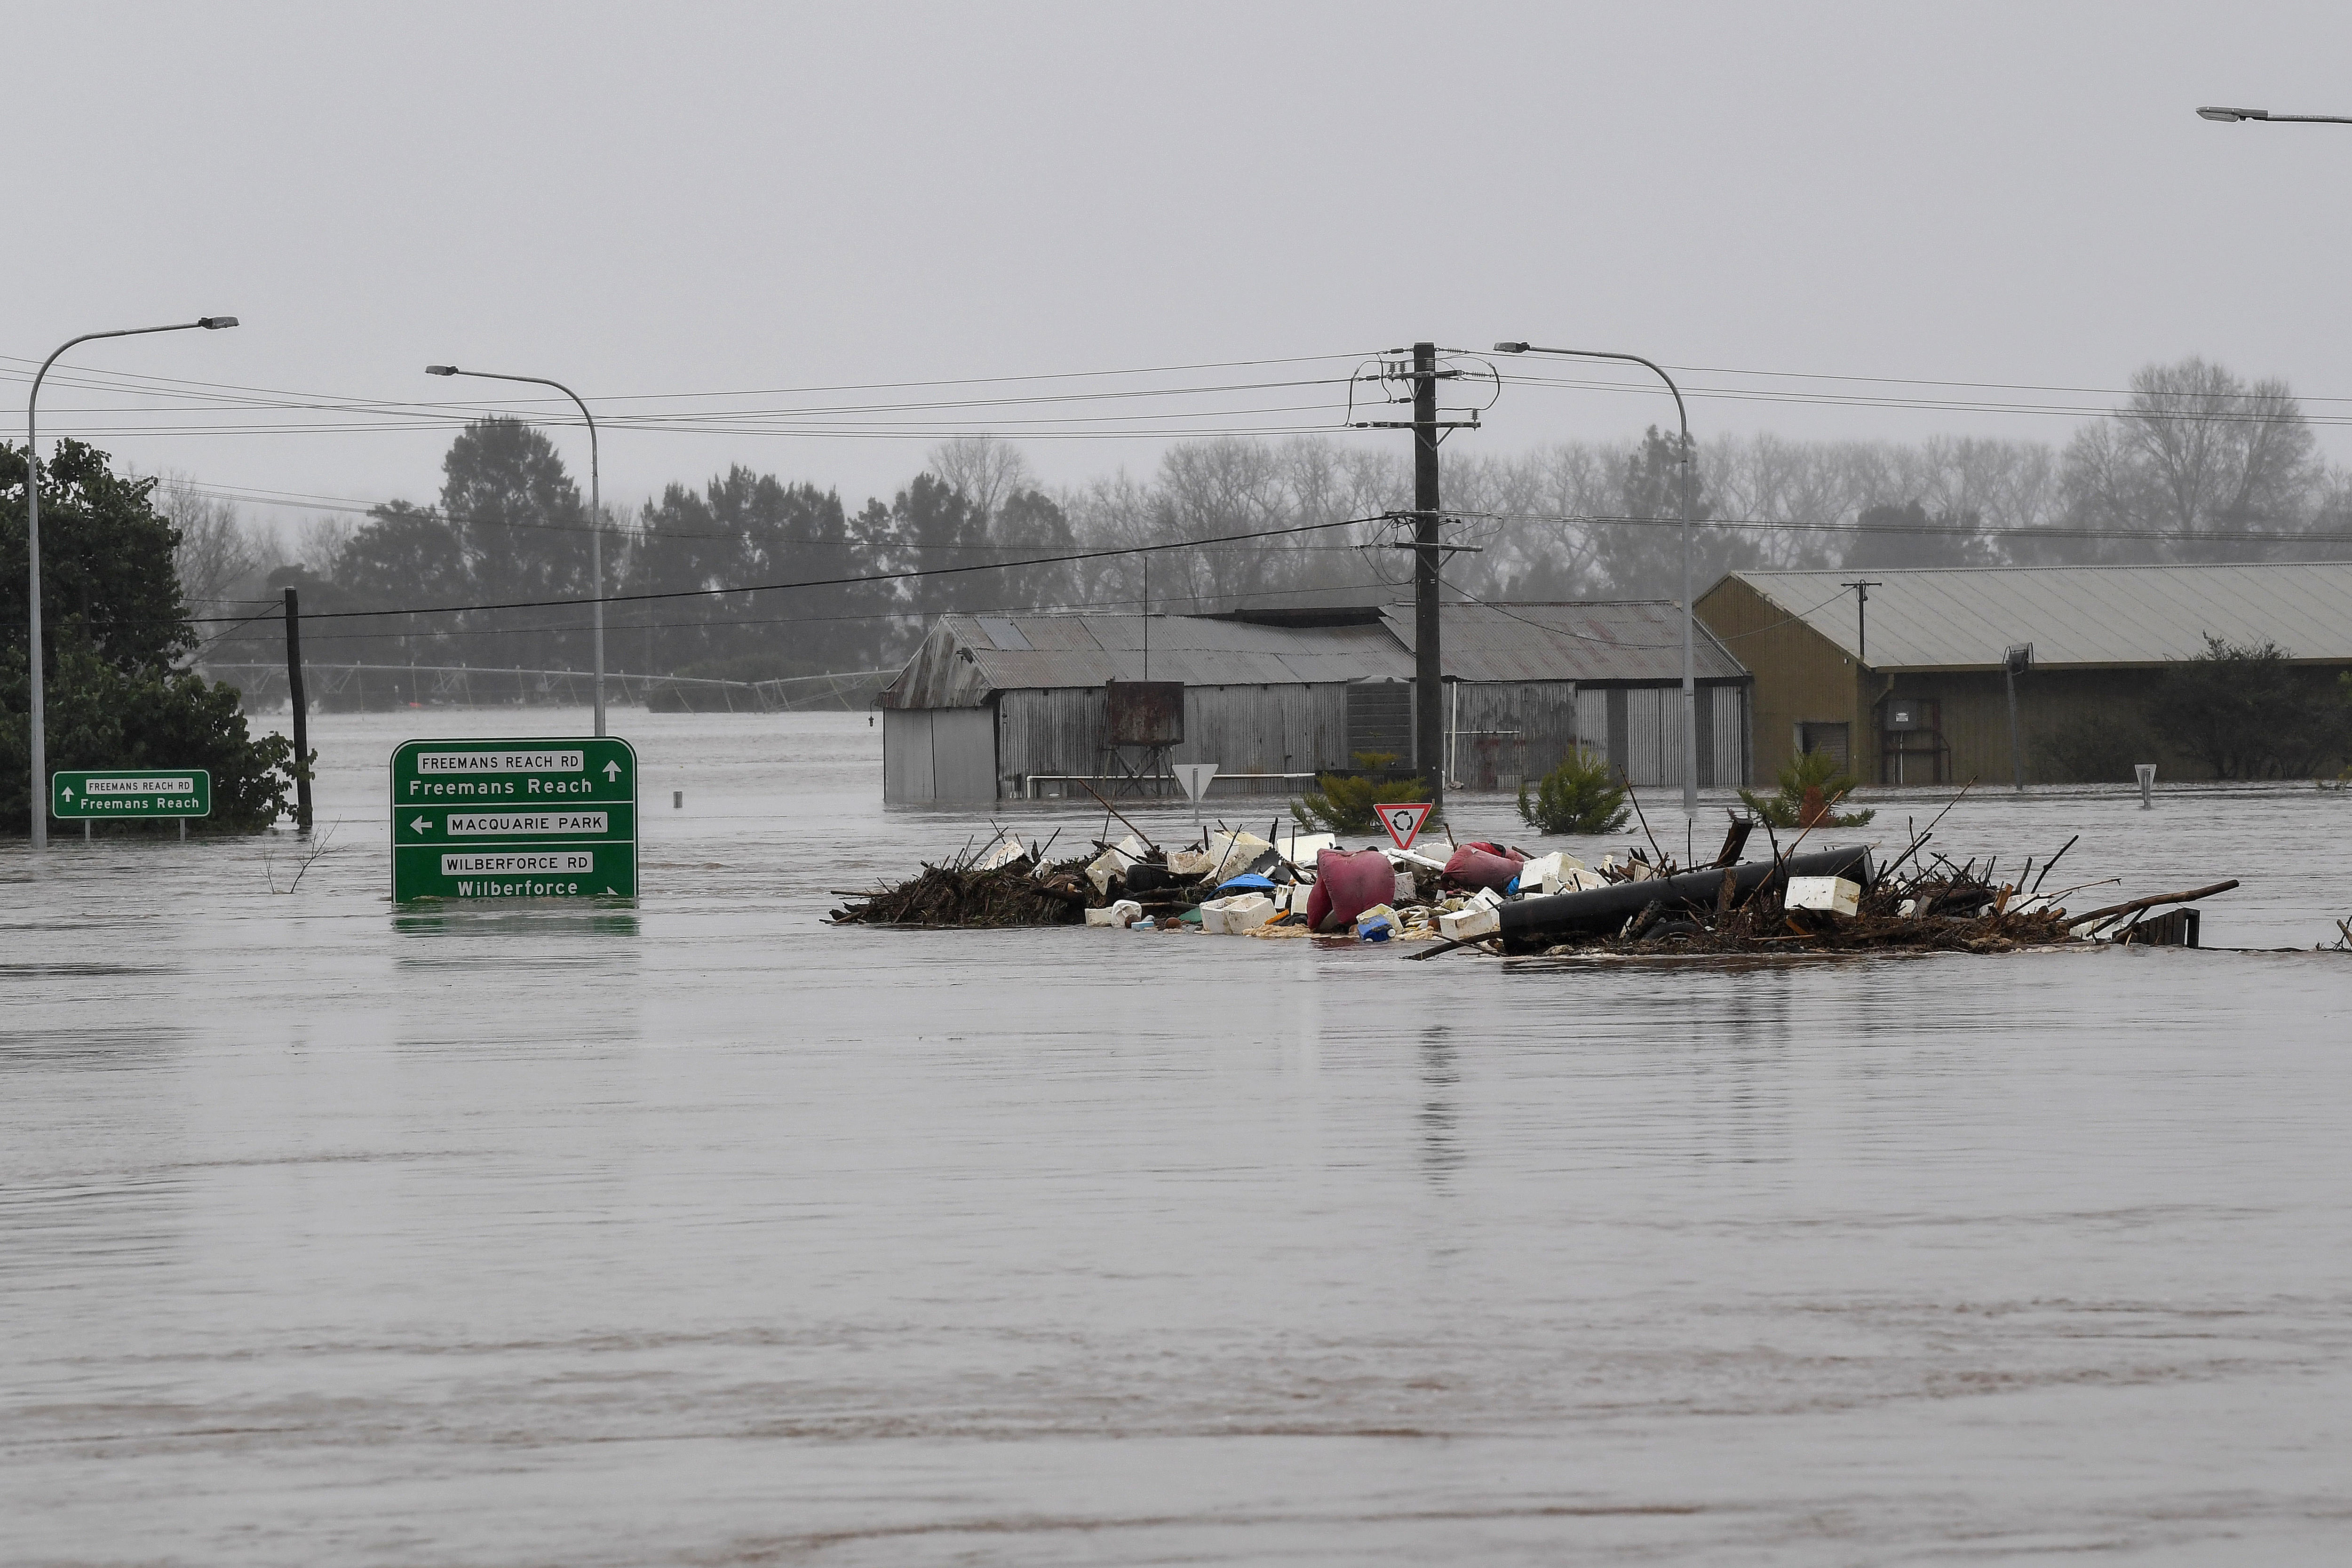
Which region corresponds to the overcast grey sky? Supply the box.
[9,0,2351,525]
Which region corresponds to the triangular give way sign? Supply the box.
[1377,802,1433,851]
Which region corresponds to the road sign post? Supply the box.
[1377,801,1433,852]
[1174,763,1219,830]
[52,769,211,840]
[390,738,637,902]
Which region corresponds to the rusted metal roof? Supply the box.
[1724,563,2352,670]
[1379,602,1749,684]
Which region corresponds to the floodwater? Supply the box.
[6,708,2351,1566]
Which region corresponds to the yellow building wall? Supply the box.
[1695,577,1865,785]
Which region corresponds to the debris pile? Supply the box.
[832,799,2242,960]
[1477,813,2238,961]
[829,833,1094,928]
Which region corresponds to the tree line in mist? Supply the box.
[184,357,2352,683]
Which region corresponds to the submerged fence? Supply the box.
[199,661,896,714]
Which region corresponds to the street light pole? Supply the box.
[2196,105,2352,125]
[24,317,238,853]
[1494,340,1701,819]
[425,365,604,737]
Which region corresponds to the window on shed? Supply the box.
[1796,722,1850,770]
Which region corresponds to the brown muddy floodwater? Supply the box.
[6,709,2351,1566]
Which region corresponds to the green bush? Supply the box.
[1291,751,1432,835]
[1,628,297,835]
[1515,748,1629,835]
[4,438,301,835]
[1738,748,1875,828]
[2034,712,2158,783]
[2147,634,2352,779]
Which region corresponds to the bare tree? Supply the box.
[292,514,359,575]
[926,437,1038,528]
[2059,358,2319,562]
[154,473,267,608]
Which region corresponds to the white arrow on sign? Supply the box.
[410,816,431,835]
[602,760,621,781]
[60,787,74,802]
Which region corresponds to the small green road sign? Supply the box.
[389,737,637,902]
[52,769,212,818]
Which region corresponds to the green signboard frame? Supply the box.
[390,737,637,903]
[52,769,212,818]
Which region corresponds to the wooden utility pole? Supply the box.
[283,587,313,832]
[1412,342,1444,816]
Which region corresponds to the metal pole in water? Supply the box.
[2137,763,2156,809]
[284,588,313,833]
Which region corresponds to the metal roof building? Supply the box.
[1714,563,2352,671]
[877,605,1754,803]
[1697,563,2352,787]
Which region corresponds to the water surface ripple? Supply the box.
[6,711,2349,1565]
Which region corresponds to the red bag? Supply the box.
[1305,848,1397,932]
[1443,843,1523,893]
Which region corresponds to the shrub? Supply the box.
[1738,748,1875,828]
[2033,712,2157,783]
[2147,634,2352,779]
[1515,748,1629,835]
[1292,751,1432,835]
[1,627,297,835]
[4,439,301,836]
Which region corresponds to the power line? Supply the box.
[173,511,1398,625]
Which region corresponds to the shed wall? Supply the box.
[994,684,1354,796]
[882,708,999,804]
[1572,684,1751,788]
[1696,578,1863,785]
[1446,682,1580,789]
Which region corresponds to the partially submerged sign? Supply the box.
[1377,802,1433,851]
[52,769,211,819]
[390,738,637,902]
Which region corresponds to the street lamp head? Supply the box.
[425,365,459,376]
[196,316,239,329]
[1492,341,1530,353]
[2196,106,2266,122]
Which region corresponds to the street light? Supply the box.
[1493,340,1702,820]
[2196,105,2352,124]
[24,316,239,854]
[424,364,605,737]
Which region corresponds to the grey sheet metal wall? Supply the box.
[994,685,1353,796]
[1447,682,1582,789]
[882,708,999,803]
[1573,684,1751,788]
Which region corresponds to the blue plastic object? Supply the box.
[1214,873,1278,895]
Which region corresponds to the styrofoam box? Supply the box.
[1785,876,1860,916]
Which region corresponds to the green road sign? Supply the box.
[52,769,211,818]
[389,737,637,902]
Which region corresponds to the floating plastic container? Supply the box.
[1786,875,1861,916]
[1085,899,1144,928]
[1085,835,1151,894]
[1353,902,1398,943]
[1438,904,1500,941]
[1280,833,1338,865]
[1200,893,1277,934]
[974,832,1031,871]
[1168,831,1275,882]
[1516,851,1590,895]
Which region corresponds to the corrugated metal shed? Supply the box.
[1729,563,2352,670]
[1378,602,1748,684]
[878,613,1414,708]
